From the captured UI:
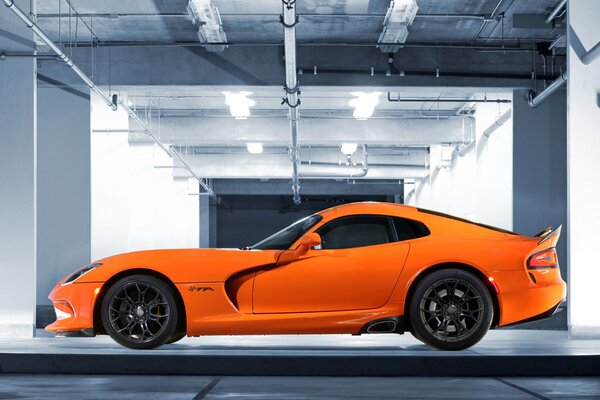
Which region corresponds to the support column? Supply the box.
[199,194,216,248]
[36,81,91,308]
[512,89,567,281]
[0,1,37,337]
[567,0,600,338]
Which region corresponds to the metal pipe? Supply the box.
[301,145,369,178]
[457,116,477,157]
[545,0,567,24]
[3,0,223,204]
[387,92,511,103]
[581,41,600,66]
[3,0,115,110]
[281,0,301,204]
[528,70,567,108]
[483,109,511,137]
[170,147,220,203]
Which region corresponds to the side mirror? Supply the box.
[276,232,321,266]
[300,232,321,250]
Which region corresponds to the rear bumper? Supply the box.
[492,268,566,327]
[502,301,563,327]
[45,282,101,334]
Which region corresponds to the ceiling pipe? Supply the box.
[581,41,600,66]
[301,145,369,178]
[387,92,511,104]
[3,0,116,110]
[281,0,301,204]
[483,109,511,137]
[171,147,221,203]
[545,0,567,24]
[528,70,567,108]
[456,117,476,157]
[3,0,223,204]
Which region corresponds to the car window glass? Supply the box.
[393,217,430,241]
[316,215,392,249]
[252,214,323,250]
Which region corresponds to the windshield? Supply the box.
[251,214,323,250]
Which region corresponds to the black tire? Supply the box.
[101,274,179,349]
[408,269,493,351]
[165,332,186,345]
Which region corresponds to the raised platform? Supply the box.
[0,330,598,376]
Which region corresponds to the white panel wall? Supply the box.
[406,95,513,231]
[91,93,199,261]
[567,0,600,338]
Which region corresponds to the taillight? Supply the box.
[527,248,558,269]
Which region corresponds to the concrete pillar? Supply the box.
[512,89,567,281]
[0,1,37,337]
[36,82,91,306]
[199,194,216,248]
[567,0,600,338]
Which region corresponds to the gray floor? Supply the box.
[0,331,599,398]
[6,329,600,356]
[0,375,598,399]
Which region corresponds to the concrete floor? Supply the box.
[0,375,598,399]
[9,329,600,356]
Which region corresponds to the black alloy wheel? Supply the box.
[102,274,179,349]
[409,269,493,350]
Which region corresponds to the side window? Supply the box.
[393,217,430,241]
[316,215,393,250]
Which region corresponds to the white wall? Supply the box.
[91,93,199,261]
[406,94,513,231]
[567,0,600,338]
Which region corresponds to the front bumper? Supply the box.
[45,282,101,334]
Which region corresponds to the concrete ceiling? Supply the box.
[35,0,565,45]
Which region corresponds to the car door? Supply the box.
[252,215,410,313]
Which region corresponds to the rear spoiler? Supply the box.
[534,225,562,246]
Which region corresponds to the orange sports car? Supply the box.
[47,202,566,350]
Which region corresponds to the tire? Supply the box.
[408,269,493,351]
[101,274,179,349]
[165,332,186,345]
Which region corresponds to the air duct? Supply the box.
[528,70,567,108]
[281,0,301,204]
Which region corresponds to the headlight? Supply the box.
[62,263,102,285]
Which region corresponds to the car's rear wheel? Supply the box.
[165,332,186,345]
[409,269,493,351]
[101,274,178,349]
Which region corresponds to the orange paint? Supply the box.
[46,202,567,337]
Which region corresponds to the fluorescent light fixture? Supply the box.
[246,143,263,154]
[187,0,228,52]
[349,92,381,120]
[378,0,418,53]
[223,91,255,119]
[341,143,358,155]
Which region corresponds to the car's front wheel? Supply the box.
[408,269,493,350]
[101,274,179,349]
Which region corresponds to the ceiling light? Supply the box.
[246,143,263,154]
[187,0,228,52]
[378,0,418,53]
[349,92,381,120]
[341,143,358,155]
[223,91,255,119]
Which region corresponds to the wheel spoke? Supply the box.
[108,281,171,344]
